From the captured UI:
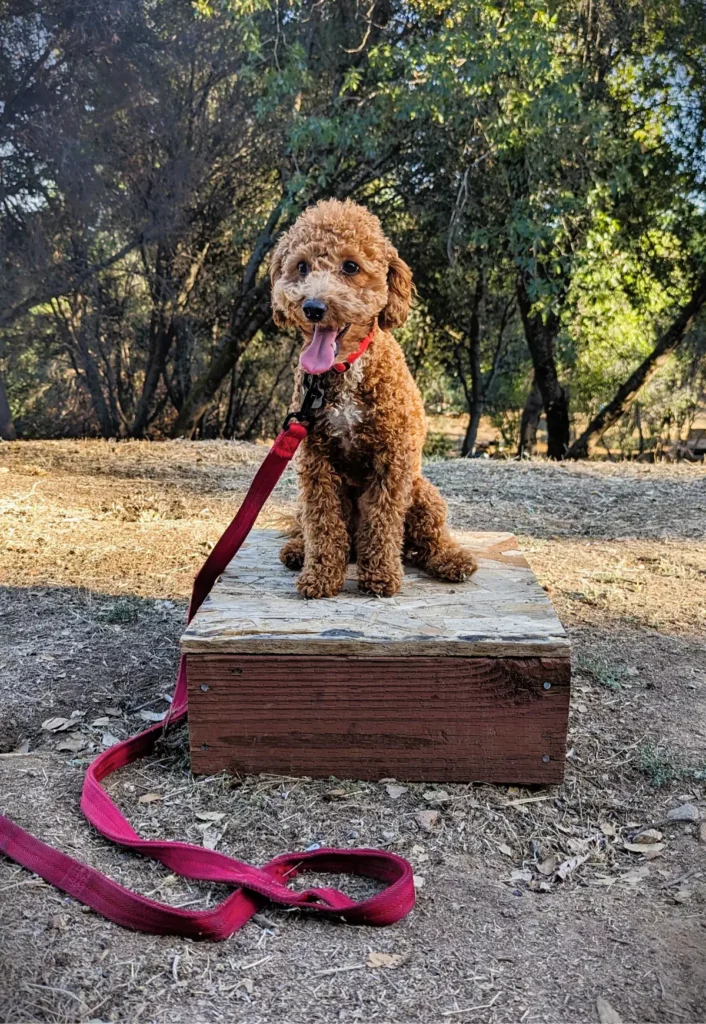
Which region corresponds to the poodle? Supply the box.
[270,198,477,598]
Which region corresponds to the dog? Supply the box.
[270,198,477,598]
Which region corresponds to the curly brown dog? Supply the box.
[270,198,477,598]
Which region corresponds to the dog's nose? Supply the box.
[302,298,327,323]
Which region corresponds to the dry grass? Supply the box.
[0,440,705,1024]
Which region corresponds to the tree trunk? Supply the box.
[130,245,177,438]
[518,376,543,457]
[171,301,270,438]
[55,302,119,439]
[515,277,570,459]
[461,277,484,457]
[567,270,706,459]
[0,373,16,440]
[171,202,287,438]
[130,319,175,437]
[462,404,483,458]
[80,348,117,438]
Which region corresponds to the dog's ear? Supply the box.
[269,235,289,327]
[379,250,413,329]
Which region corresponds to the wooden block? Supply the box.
[182,530,571,783]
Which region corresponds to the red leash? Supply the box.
[0,420,415,940]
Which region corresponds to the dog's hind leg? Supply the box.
[404,476,478,581]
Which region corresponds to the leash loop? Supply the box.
[0,418,416,940]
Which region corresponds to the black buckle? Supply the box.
[282,374,326,430]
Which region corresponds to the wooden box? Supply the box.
[181,530,570,784]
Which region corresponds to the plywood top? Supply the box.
[181,530,569,659]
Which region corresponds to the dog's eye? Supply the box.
[341,260,360,276]
[297,261,309,275]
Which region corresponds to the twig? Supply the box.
[442,992,501,1015]
[312,964,365,977]
[240,955,274,971]
[493,795,554,808]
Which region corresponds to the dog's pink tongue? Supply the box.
[299,326,338,374]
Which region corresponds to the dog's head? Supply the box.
[270,198,412,374]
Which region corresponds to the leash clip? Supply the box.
[283,373,326,430]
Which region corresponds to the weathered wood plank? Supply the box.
[187,654,569,783]
[181,530,569,659]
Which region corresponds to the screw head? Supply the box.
[543,681,552,690]
[542,755,551,763]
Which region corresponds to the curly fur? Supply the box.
[271,198,477,598]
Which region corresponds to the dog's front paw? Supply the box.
[357,564,403,598]
[280,538,305,571]
[296,568,345,599]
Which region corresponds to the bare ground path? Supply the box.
[0,441,705,1024]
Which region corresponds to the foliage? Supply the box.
[1,0,706,452]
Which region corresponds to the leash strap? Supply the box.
[0,421,415,940]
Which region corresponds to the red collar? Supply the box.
[332,325,376,373]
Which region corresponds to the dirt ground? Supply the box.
[0,440,705,1024]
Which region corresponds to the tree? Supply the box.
[567,271,706,457]
[3,0,706,451]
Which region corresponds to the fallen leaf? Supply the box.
[555,853,589,881]
[385,784,408,800]
[323,788,347,801]
[623,841,665,854]
[104,707,122,717]
[42,717,71,733]
[416,809,440,831]
[599,821,619,838]
[56,733,88,753]
[412,874,426,889]
[195,811,226,822]
[423,789,451,807]
[699,822,706,844]
[50,914,69,933]
[202,829,223,850]
[138,710,167,723]
[597,995,623,1024]
[537,854,557,876]
[239,978,254,995]
[589,876,617,888]
[138,792,163,805]
[510,868,532,883]
[91,717,111,728]
[673,889,692,903]
[366,952,406,969]
[497,843,513,857]
[666,803,699,822]
[632,829,663,844]
[101,731,120,748]
[620,866,650,884]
